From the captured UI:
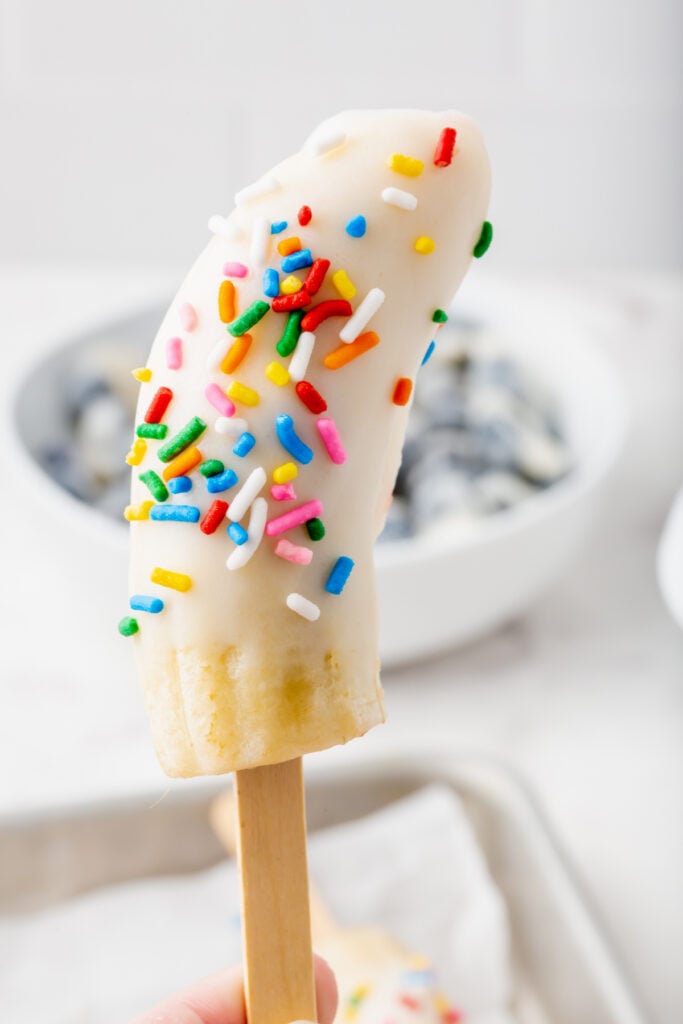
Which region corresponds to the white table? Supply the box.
[1,267,681,1023]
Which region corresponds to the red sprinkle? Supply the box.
[399,996,420,1011]
[298,205,312,226]
[301,299,352,332]
[144,386,173,423]
[434,127,456,167]
[442,1011,462,1023]
[295,380,328,414]
[392,377,413,406]
[271,290,311,312]
[303,258,330,296]
[200,499,229,535]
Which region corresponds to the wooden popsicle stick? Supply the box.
[235,757,316,1024]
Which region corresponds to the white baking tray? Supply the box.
[0,755,649,1023]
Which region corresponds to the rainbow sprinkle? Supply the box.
[233,432,256,457]
[388,153,424,176]
[305,517,325,541]
[158,417,207,462]
[150,567,192,592]
[345,215,366,238]
[281,249,313,273]
[414,236,436,255]
[136,423,168,440]
[331,269,356,300]
[118,616,139,636]
[473,220,493,258]
[286,593,320,621]
[150,504,200,522]
[168,476,192,494]
[139,470,169,502]
[325,556,354,595]
[227,300,269,337]
[275,413,313,464]
[130,595,164,613]
[207,468,239,493]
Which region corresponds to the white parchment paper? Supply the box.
[0,785,515,1023]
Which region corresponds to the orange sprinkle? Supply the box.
[277,235,302,257]
[162,446,202,480]
[323,331,380,370]
[220,333,252,374]
[392,377,413,406]
[218,280,236,323]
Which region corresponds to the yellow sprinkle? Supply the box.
[132,367,152,382]
[280,275,303,295]
[352,985,370,1001]
[124,500,154,521]
[434,994,451,1014]
[409,954,432,970]
[125,437,147,466]
[331,269,356,300]
[265,361,290,386]
[227,381,260,406]
[273,462,298,484]
[414,235,436,254]
[343,1008,358,1022]
[388,153,424,177]
[150,567,192,592]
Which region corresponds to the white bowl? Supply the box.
[9,279,626,668]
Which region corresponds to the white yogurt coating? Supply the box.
[127,109,491,777]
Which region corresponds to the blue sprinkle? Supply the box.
[130,594,164,614]
[168,475,192,494]
[275,413,313,464]
[281,248,313,273]
[271,220,288,234]
[325,556,355,595]
[345,215,366,238]
[227,522,249,546]
[207,468,239,493]
[421,339,436,366]
[150,504,200,523]
[233,431,256,458]
[263,268,279,298]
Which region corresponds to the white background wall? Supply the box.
[0,0,680,273]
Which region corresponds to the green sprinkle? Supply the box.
[305,517,325,541]
[227,300,270,337]
[158,416,207,463]
[139,470,169,502]
[118,616,139,637]
[473,220,493,258]
[276,310,304,358]
[432,308,448,324]
[200,459,225,477]
[136,423,168,440]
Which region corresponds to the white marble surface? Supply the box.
[0,267,681,1023]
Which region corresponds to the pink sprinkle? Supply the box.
[275,538,313,565]
[266,500,323,537]
[204,382,235,418]
[271,483,297,501]
[223,261,249,278]
[178,302,198,332]
[316,418,347,464]
[166,336,183,370]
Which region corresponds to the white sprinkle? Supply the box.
[288,331,316,382]
[208,214,242,240]
[227,498,267,571]
[250,216,271,268]
[306,126,346,157]
[228,466,267,522]
[234,175,280,206]
[381,187,418,211]
[206,338,229,371]
[286,593,321,622]
[216,416,248,435]
[339,287,386,343]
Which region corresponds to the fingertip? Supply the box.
[314,954,339,1024]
